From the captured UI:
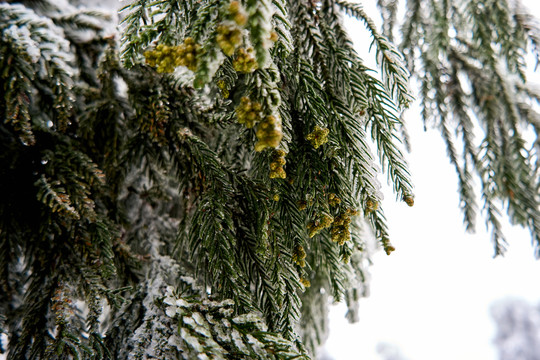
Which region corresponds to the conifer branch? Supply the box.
[337,0,415,109]
[349,66,414,201]
[4,0,540,358]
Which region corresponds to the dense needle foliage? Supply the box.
[1,0,539,358]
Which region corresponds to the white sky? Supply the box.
[323,1,540,359]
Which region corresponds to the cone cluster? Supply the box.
[299,277,311,288]
[233,47,258,73]
[269,149,286,179]
[307,212,334,238]
[292,245,307,267]
[328,193,341,207]
[236,97,262,128]
[228,1,248,26]
[403,194,414,207]
[364,197,378,214]
[254,115,283,152]
[306,125,329,149]
[330,210,356,245]
[217,23,243,56]
[217,80,229,98]
[381,237,396,255]
[144,38,201,73]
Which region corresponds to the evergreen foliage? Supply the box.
[395,0,540,255]
[0,0,539,358]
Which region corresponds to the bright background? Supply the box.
[322,1,540,359]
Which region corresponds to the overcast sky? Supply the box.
[323,1,540,359]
